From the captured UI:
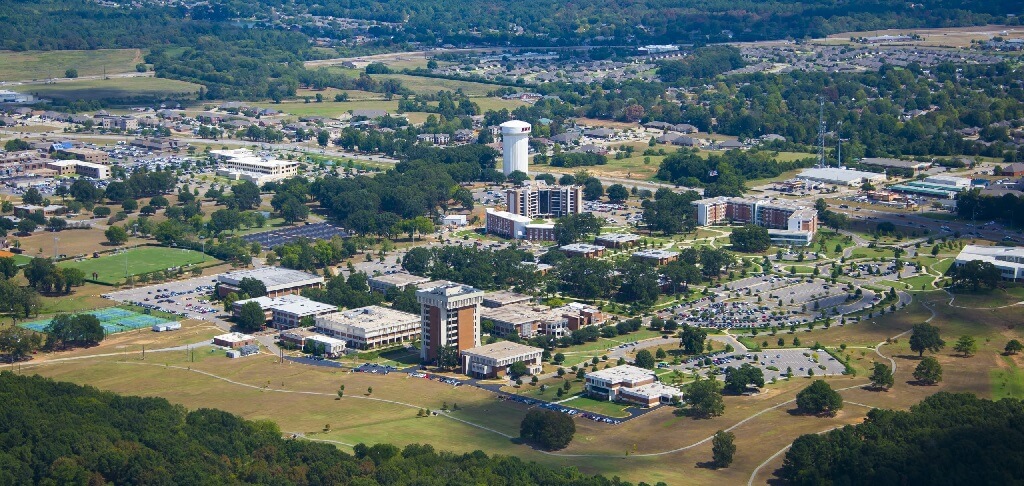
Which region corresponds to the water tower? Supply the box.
[500,120,531,176]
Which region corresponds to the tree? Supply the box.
[121,199,138,213]
[913,356,942,385]
[686,376,724,418]
[104,226,129,245]
[231,181,262,210]
[520,409,575,450]
[22,187,43,205]
[678,325,708,355]
[1005,339,1023,355]
[65,68,78,78]
[507,170,529,185]
[634,349,655,369]
[909,322,945,357]
[724,363,765,394]
[655,348,667,360]
[237,277,267,298]
[950,259,1001,291]
[0,257,17,279]
[606,184,629,202]
[711,430,736,468]
[730,225,771,253]
[17,218,37,234]
[508,361,530,378]
[868,362,894,390]
[44,313,103,350]
[582,178,603,201]
[953,335,977,357]
[795,380,843,416]
[436,344,460,370]
[236,301,265,333]
[553,213,602,245]
[46,217,67,232]
[0,326,42,362]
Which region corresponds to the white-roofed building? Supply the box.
[460,341,543,378]
[954,245,1024,281]
[211,148,300,184]
[217,267,324,298]
[585,365,680,406]
[796,167,887,187]
[314,305,421,349]
[632,249,679,265]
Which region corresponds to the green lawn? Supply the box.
[899,275,936,290]
[849,247,896,260]
[0,49,144,81]
[373,74,500,96]
[560,394,633,418]
[58,247,214,284]
[992,356,1024,400]
[26,77,200,100]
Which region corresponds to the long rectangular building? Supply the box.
[954,245,1024,281]
[315,306,421,349]
[461,341,543,378]
[217,267,324,298]
[693,197,817,242]
[211,148,300,184]
[505,182,583,218]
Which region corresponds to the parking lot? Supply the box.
[680,348,847,382]
[104,275,222,321]
[242,222,350,249]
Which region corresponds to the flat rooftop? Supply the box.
[586,364,654,383]
[462,341,543,360]
[560,243,605,253]
[272,299,337,316]
[622,382,682,398]
[217,267,324,291]
[486,208,532,223]
[369,272,433,287]
[956,245,1024,268]
[798,167,885,183]
[860,157,930,169]
[632,249,679,259]
[481,303,560,325]
[482,290,533,307]
[316,306,419,331]
[417,282,483,298]
[595,233,643,243]
[214,332,254,343]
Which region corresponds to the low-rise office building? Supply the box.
[482,290,533,308]
[955,245,1024,281]
[796,167,886,187]
[632,249,679,265]
[367,272,434,294]
[584,365,680,407]
[594,233,642,249]
[211,148,300,184]
[279,329,346,357]
[315,305,421,349]
[460,341,543,378]
[217,267,324,298]
[213,332,257,349]
[560,243,606,258]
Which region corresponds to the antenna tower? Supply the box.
[817,97,826,166]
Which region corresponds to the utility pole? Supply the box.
[836,120,843,168]
[53,237,59,260]
[817,97,826,167]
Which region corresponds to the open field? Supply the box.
[0,49,144,81]
[373,74,501,96]
[58,246,214,284]
[16,285,1024,484]
[822,24,1022,48]
[23,76,200,100]
[14,227,150,260]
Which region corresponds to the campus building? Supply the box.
[594,233,643,249]
[46,160,110,179]
[693,197,818,246]
[560,243,606,258]
[796,167,886,187]
[367,272,434,294]
[481,301,605,338]
[632,249,679,265]
[213,332,257,349]
[417,283,484,362]
[485,209,556,241]
[460,341,543,378]
[954,245,1024,281]
[210,148,300,184]
[314,306,420,349]
[232,294,337,329]
[505,183,583,218]
[584,365,681,407]
[216,267,324,298]
[279,328,347,358]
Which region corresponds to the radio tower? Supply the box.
[817,97,826,167]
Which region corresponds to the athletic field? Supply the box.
[58,247,212,284]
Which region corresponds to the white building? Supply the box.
[797,167,887,187]
[211,148,300,184]
[417,283,485,361]
[217,267,324,298]
[924,175,972,189]
[441,214,467,226]
[584,365,680,406]
[501,120,531,176]
[485,208,532,239]
[315,305,421,349]
[954,245,1024,281]
[460,341,543,378]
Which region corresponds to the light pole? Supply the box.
[53,237,59,260]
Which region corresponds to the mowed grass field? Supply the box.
[0,49,144,81]
[21,286,1024,484]
[24,77,200,100]
[58,247,213,284]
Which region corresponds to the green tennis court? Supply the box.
[20,307,177,335]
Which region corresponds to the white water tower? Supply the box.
[500,120,531,176]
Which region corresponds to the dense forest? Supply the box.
[0,372,657,485]
[779,392,1024,485]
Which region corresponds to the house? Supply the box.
[998,163,1024,177]
[632,249,680,265]
[583,127,616,138]
[595,233,643,249]
[560,243,605,258]
[214,332,257,349]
